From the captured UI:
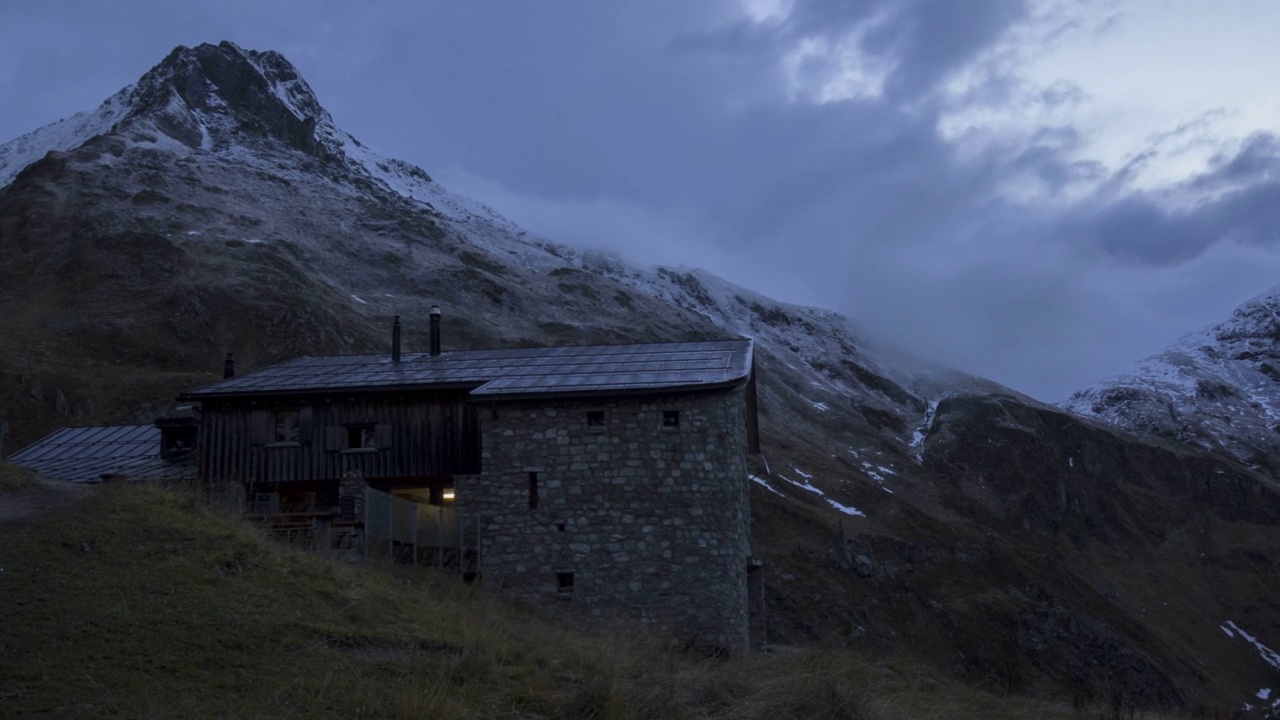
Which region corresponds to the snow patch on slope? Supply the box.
[1224,620,1280,670]
[778,473,824,496]
[750,475,784,496]
[827,499,866,517]
[910,399,940,461]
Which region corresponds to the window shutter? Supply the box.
[326,427,346,450]
[254,410,272,445]
[298,407,313,442]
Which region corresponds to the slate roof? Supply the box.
[7,425,196,484]
[182,339,754,400]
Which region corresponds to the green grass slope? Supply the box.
[0,482,1140,719]
[0,461,36,491]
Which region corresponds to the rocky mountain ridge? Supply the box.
[1064,285,1280,475]
[2,41,1278,714]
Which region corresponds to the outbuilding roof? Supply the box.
[7,425,196,483]
[181,339,754,400]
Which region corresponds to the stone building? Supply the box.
[175,315,760,649]
[464,383,755,650]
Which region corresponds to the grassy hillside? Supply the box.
[0,481,1103,719]
[0,460,36,491]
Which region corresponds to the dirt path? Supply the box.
[0,478,93,528]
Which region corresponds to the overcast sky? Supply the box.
[3,0,1280,401]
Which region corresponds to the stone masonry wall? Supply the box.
[455,387,751,651]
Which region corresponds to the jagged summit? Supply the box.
[1063,283,1280,470]
[0,41,437,193]
[5,40,334,154]
[0,41,541,246]
[126,41,335,156]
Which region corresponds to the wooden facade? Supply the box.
[197,389,481,492]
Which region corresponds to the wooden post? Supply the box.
[760,564,768,650]
[436,506,444,570]
[313,517,331,553]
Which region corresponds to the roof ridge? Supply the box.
[182,338,754,399]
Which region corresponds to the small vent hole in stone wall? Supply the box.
[587,410,604,428]
[528,471,539,510]
[662,410,680,430]
[556,522,566,532]
[556,572,575,593]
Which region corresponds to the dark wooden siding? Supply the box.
[198,390,481,484]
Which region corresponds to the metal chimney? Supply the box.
[429,305,442,357]
[391,315,402,364]
[223,353,235,379]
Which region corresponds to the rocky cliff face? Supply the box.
[2,42,1278,714]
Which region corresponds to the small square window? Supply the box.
[556,571,575,593]
[274,410,300,443]
[586,410,605,428]
[346,425,375,449]
[661,411,680,430]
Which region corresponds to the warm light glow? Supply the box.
[443,489,456,500]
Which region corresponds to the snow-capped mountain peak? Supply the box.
[0,41,531,245]
[0,42,330,186]
[1063,284,1280,470]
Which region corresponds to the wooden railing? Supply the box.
[248,494,479,578]
[249,511,360,553]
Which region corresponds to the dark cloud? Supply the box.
[1084,197,1208,265]
[1054,134,1280,266]
[677,0,1029,102]
[1199,133,1280,187]
[878,0,1027,100]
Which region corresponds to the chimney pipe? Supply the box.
[429,305,442,357]
[223,353,235,379]
[391,315,402,364]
